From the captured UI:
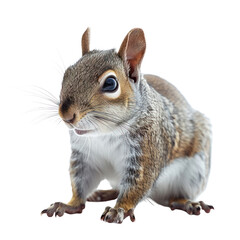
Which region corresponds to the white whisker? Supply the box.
[22,85,61,125]
[78,136,88,152]
[31,113,61,125]
[86,137,91,162]
[56,50,67,73]
[29,86,59,104]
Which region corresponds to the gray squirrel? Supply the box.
[41,28,213,223]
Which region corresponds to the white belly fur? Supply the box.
[70,131,130,189]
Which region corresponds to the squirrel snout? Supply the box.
[59,109,76,124]
[59,100,77,124]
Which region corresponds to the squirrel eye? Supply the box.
[102,76,118,92]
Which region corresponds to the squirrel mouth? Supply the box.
[74,129,92,135]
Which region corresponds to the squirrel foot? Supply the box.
[87,189,119,202]
[170,199,214,215]
[41,202,85,217]
[100,206,135,224]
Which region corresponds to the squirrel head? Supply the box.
[59,28,146,136]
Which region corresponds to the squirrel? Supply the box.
[41,28,213,223]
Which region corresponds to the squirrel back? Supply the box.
[145,74,191,111]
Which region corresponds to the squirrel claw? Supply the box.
[199,201,214,213]
[101,206,135,224]
[126,209,136,222]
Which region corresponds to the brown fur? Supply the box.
[68,184,84,207]
[68,162,85,207]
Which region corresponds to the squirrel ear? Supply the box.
[118,28,146,82]
[82,28,90,56]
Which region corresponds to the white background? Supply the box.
[0,0,239,239]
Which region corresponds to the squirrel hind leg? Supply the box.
[87,189,119,202]
[169,199,214,215]
[150,153,207,202]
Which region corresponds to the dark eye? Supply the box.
[102,77,118,92]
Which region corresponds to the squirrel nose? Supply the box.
[59,100,77,124]
[63,112,76,124]
[59,108,76,124]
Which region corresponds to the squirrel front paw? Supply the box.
[41,202,85,217]
[100,206,135,224]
